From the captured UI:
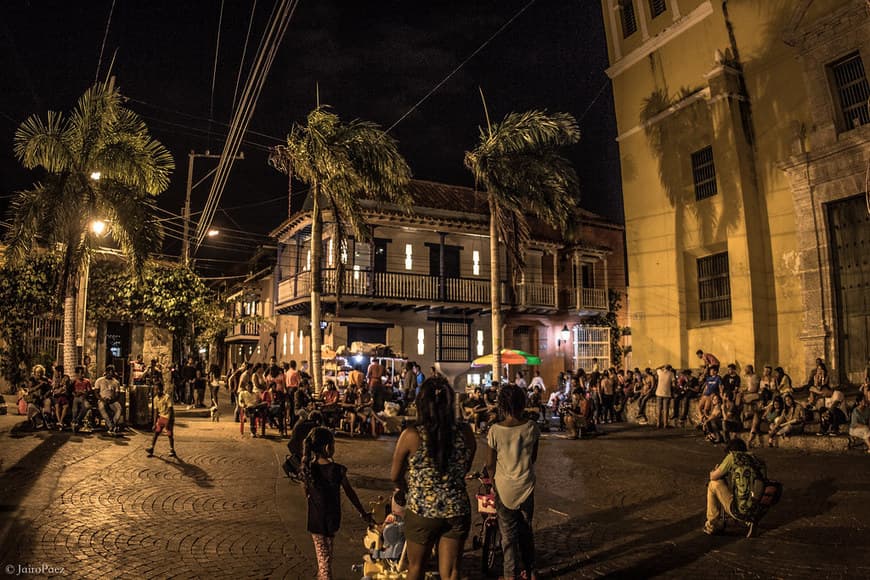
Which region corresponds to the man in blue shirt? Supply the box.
[701,367,723,417]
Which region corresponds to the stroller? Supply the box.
[354,493,408,579]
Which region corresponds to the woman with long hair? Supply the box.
[390,377,476,580]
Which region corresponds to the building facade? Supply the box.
[270,180,627,389]
[601,0,869,382]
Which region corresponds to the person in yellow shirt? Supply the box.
[147,382,176,458]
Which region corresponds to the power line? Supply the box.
[209,0,226,132]
[385,0,537,134]
[95,0,117,82]
[233,0,258,111]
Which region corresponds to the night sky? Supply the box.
[0,0,622,275]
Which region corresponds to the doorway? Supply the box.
[827,194,870,382]
[105,321,132,384]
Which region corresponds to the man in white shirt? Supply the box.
[95,365,123,434]
[655,364,675,429]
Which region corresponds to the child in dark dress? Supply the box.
[301,427,374,579]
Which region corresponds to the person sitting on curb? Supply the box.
[848,395,870,454]
[769,393,806,444]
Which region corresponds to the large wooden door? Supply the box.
[828,195,870,382]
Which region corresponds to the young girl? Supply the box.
[302,427,373,579]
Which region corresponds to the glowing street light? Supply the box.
[90,220,107,236]
[90,171,101,181]
[207,229,220,237]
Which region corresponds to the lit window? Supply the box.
[473,250,480,276]
[327,238,334,267]
[282,332,287,356]
[468,373,480,386]
[305,250,311,271]
[299,330,304,355]
[353,264,360,280]
[340,240,348,264]
[290,331,295,355]
[476,329,485,356]
[405,244,413,270]
[417,328,425,355]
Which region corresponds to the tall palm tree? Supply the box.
[6,80,174,371]
[465,109,580,381]
[270,106,412,392]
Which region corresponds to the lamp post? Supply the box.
[558,324,571,371]
[80,218,107,365]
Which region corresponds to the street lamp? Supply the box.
[558,324,571,372]
[207,229,220,237]
[90,220,107,236]
[90,171,102,181]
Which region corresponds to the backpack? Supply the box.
[730,452,767,520]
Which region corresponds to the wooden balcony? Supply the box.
[225,321,261,342]
[277,269,607,312]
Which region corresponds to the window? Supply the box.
[691,146,717,201]
[289,330,295,355]
[405,244,413,270]
[830,52,870,130]
[417,328,425,356]
[649,0,666,18]
[298,330,304,355]
[305,250,311,271]
[572,325,610,371]
[581,264,595,289]
[620,1,637,38]
[473,250,481,276]
[327,238,334,267]
[467,373,481,387]
[374,239,387,272]
[697,252,731,322]
[476,329,485,356]
[353,264,361,281]
[282,332,287,356]
[436,320,471,362]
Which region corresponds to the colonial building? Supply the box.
[601,0,869,382]
[223,267,278,369]
[270,180,626,389]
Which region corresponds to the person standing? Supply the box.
[181,356,197,406]
[146,382,176,458]
[485,385,540,580]
[366,357,384,389]
[655,365,675,429]
[302,427,374,579]
[391,377,476,580]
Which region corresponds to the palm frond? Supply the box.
[13,111,73,172]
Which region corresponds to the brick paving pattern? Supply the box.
[1,406,869,579]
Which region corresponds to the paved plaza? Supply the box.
[1,402,869,579]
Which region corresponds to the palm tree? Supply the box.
[464,109,580,381]
[270,106,412,392]
[6,80,174,372]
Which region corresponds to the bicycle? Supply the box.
[467,471,501,576]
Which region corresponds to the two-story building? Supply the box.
[601,0,869,382]
[270,179,626,389]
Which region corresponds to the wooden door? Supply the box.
[827,195,870,382]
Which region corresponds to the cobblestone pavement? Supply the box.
[1,406,869,579]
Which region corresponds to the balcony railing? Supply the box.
[277,268,607,311]
[228,321,260,337]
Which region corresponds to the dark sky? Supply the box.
[0,0,622,275]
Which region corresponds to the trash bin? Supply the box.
[128,385,152,427]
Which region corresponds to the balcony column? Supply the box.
[368,226,376,296]
[603,257,610,311]
[573,251,581,311]
[294,234,301,298]
[553,251,560,310]
[439,232,446,301]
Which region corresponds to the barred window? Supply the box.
[436,320,471,363]
[691,146,717,201]
[620,1,637,38]
[697,252,731,322]
[649,0,667,18]
[830,52,870,131]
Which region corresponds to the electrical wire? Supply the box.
[209,0,226,132]
[385,0,537,135]
[194,0,300,249]
[233,0,258,111]
[95,0,117,82]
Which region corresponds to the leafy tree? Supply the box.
[270,106,412,391]
[5,80,174,371]
[464,109,580,380]
[0,254,59,387]
[87,261,227,358]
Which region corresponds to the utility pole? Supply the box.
[182,150,244,265]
